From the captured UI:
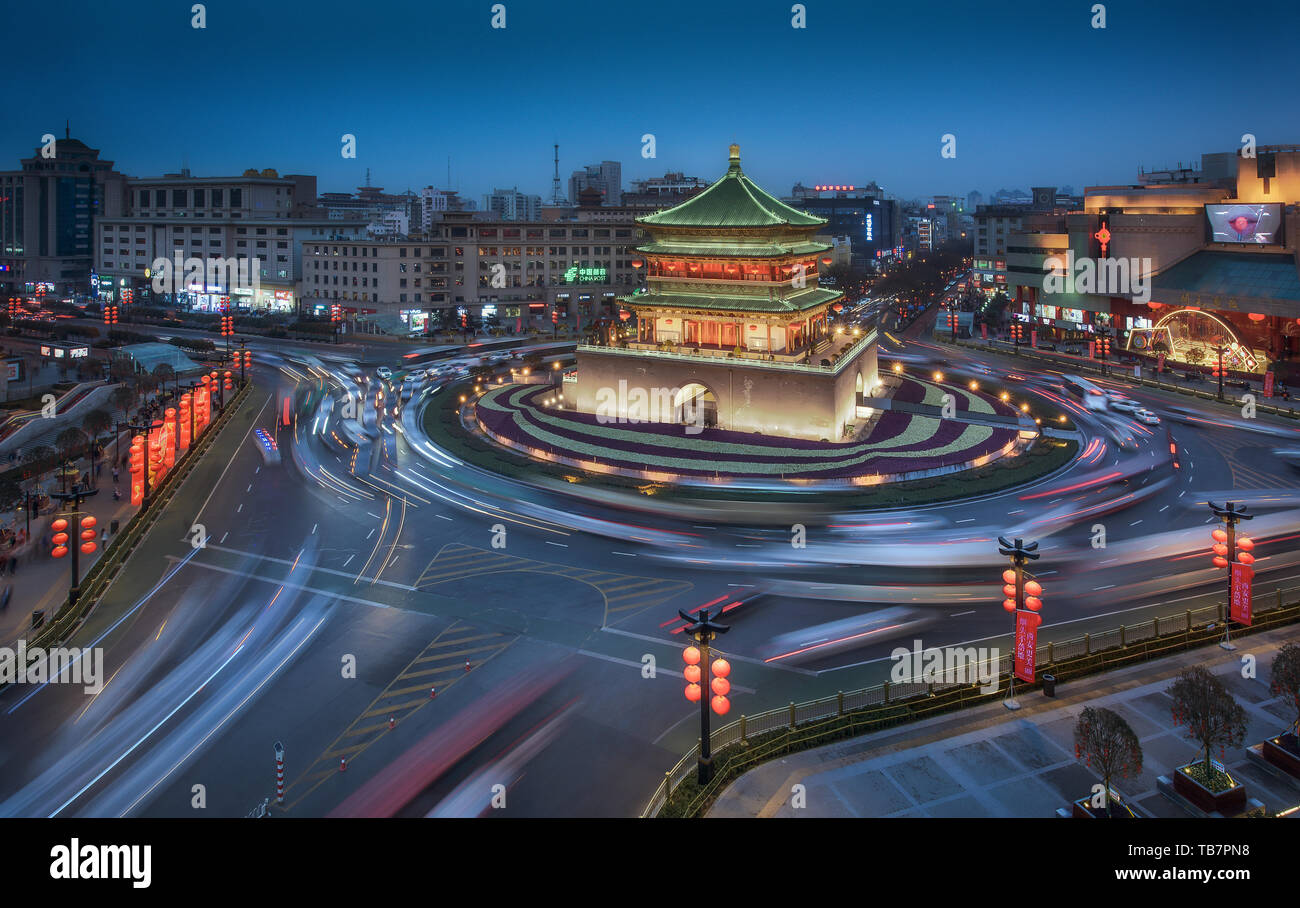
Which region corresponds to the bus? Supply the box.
[1062,374,1110,410]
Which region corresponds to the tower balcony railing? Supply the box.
[578,329,875,375]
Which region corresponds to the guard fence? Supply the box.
[644,592,1300,818]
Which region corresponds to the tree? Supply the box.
[1073,706,1143,816]
[1169,666,1248,780]
[55,426,86,465]
[0,477,21,514]
[1269,642,1300,742]
[108,355,136,384]
[82,407,112,440]
[152,362,176,395]
[109,385,135,418]
[22,444,54,485]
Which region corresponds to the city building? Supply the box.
[298,208,646,333]
[94,168,366,313]
[481,187,543,221]
[572,145,878,440]
[623,171,707,208]
[569,161,622,207]
[1002,147,1300,379]
[786,182,900,268]
[0,130,128,299]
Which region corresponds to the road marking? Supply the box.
[236,503,243,513]
[950,610,976,617]
[612,551,637,557]
[545,540,568,548]
[955,518,975,523]
[366,528,375,540]
[436,514,453,521]
[220,532,228,544]
[342,554,354,567]
[1093,584,1116,591]
[311,523,318,534]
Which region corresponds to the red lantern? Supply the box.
[81,516,97,529]
[1003,599,1017,612]
[683,664,701,684]
[1237,536,1254,551]
[52,518,68,532]
[1024,596,1043,611]
[821,256,832,266]
[832,303,844,313]
[52,546,68,559]
[52,532,69,546]
[711,658,730,678]
[1003,584,1017,598]
[683,646,700,665]
[1238,552,1256,565]
[618,310,630,321]
[80,542,97,555]
[1212,543,1228,556]
[711,677,730,696]
[1248,312,1266,322]
[1002,569,1016,585]
[1024,580,1042,597]
[80,529,96,541]
[631,259,643,269]
[685,683,701,702]
[711,695,730,716]
[1024,612,1043,629]
[1211,529,1228,543]
[1212,556,1229,569]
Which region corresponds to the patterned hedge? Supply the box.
[475,385,1019,480]
[891,376,1016,417]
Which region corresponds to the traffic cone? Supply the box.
[339,758,347,772]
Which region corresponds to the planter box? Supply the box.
[1261,733,1300,779]
[1071,790,1138,818]
[1172,763,1247,814]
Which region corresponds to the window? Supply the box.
[230,188,242,207]
[173,189,187,207]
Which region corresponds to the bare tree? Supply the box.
[1169,666,1248,781]
[1073,706,1143,816]
[1269,642,1300,742]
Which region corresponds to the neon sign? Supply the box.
[563,265,607,284]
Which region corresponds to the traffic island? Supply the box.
[1249,733,1300,780]
[1063,791,1140,818]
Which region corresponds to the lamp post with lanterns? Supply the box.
[680,603,731,785]
[1209,500,1254,649]
[998,536,1042,710]
[49,483,99,613]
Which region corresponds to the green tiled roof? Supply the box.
[638,241,830,258]
[1152,251,1300,303]
[639,146,826,229]
[619,287,843,314]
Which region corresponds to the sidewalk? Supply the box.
[708,627,1300,817]
[0,447,137,646]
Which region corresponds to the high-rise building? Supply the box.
[786,182,899,267]
[569,161,621,207]
[481,187,542,221]
[0,129,128,298]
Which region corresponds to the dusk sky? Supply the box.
[7,0,1300,200]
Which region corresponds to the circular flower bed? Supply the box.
[475,385,1021,482]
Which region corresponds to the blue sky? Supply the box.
[6,0,1299,200]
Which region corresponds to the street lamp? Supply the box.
[679,603,731,785]
[998,536,1042,710]
[49,483,100,614]
[1209,501,1254,650]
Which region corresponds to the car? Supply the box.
[376,366,393,380]
[1109,398,1139,414]
[1134,409,1161,425]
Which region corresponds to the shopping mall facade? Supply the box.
[999,146,1300,381]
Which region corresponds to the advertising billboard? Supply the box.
[1205,203,1284,244]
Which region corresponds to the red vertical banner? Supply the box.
[1230,562,1255,626]
[980,322,988,339]
[1088,340,1096,360]
[1157,352,1166,373]
[1030,329,1038,349]
[516,316,522,333]
[1264,371,1275,398]
[1014,611,1038,683]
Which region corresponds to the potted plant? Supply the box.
[1071,706,1143,817]
[1168,666,1249,813]
[1262,641,1300,776]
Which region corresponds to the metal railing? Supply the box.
[642,593,1300,818]
[578,330,876,376]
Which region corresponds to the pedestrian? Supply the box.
[112,466,119,483]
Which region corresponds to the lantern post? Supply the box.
[998,536,1042,710]
[49,483,99,612]
[125,419,155,509]
[1209,501,1253,650]
[679,603,731,786]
